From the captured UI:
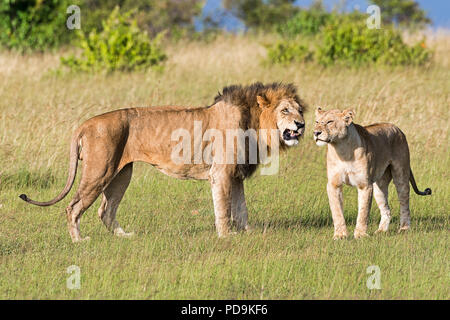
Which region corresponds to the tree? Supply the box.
[223,0,300,30]
[0,0,74,51]
[81,0,204,37]
[369,0,431,28]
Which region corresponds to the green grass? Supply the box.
[0,35,449,299]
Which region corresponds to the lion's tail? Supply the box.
[409,169,432,196]
[19,132,81,206]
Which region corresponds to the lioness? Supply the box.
[313,107,431,239]
[20,82,306,242]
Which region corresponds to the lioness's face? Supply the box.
[313,108,354,146]
[275,99,305,146]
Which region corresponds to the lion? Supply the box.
[313,107,431,240]
[19,82,307,242]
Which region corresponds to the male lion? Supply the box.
[20,82,306,242]
[313,107,431,240]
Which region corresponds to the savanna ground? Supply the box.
[0,32,448,299]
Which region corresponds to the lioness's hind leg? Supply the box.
[392,164,411,232]
[66,184,102,243]
[374,168,392,234]
[98,163,134,238]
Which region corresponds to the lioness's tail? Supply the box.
[409,169,432,196]
[19,133,81,206]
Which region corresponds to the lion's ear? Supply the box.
[343,109,355,125]
[315,106,324,117]
[256,95,269,109]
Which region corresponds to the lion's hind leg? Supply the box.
[374,167,393,234]
[98,163,134,238]
[231,178,250,232]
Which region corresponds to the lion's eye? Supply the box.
[282,108,290,114]
[327,120,334,125]
[299,109,303,115]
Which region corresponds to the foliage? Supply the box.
[316,18,431,66]
[60,7,166,72]
[80,0,204,38]
[223,0,299,30]
[369,0,431,29]
[267,11,431,67]
[0,0,74,51]
[276,4,332,37]
[266,41,313,65]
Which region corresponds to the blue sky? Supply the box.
[201,0,450,30]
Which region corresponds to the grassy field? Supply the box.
[0,33,448,299]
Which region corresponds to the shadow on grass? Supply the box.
[251,213,448,232]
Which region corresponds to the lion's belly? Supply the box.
[152,162,211,180]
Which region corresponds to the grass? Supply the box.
[0,33,449,299]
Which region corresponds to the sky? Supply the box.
[200,0,450,31]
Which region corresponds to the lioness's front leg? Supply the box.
[231,178,250,231]
[327,183,348,239]
[209,165,233,237]
[354,185,373,239]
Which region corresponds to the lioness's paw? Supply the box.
[114,227,134,238]
[354,231,370,239]
[333,233,348,240]
[73,236,91,243]
[375,229,388,235]
[116,231,135,238]
[218,231,236,238]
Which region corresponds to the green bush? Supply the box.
[0,0,74,51]
[267,11,431,67]
[276,9,331,37]
[316,19,431,66]
[266,41,313,65]
[61,7,166,72]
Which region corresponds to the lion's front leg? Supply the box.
[209,165,233,237]
[354,185,373,239]
[231,178,250,232]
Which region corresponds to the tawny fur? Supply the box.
[19,82,306,242]
[313,107,431,240]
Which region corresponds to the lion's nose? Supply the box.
[295,121,304,129]
[314,131,322,137]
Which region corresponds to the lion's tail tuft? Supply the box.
[409,169,432,196]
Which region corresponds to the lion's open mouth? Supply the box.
[283,128,302,141]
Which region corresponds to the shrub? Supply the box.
[266,41,313,65]
[0,0,73,51]
[316,19,431,66]
[276,9,331,37]
[61,7,166,72]
[224,0,300,31]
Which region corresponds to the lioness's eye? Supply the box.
[327,120,334,124]
[282,108,289,114]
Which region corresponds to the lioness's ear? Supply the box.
[343,109,355,125]
[256,95,269,109]
[315,106,324,117]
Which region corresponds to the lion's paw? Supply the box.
[374,229,388,235]
[397,226,410,233]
